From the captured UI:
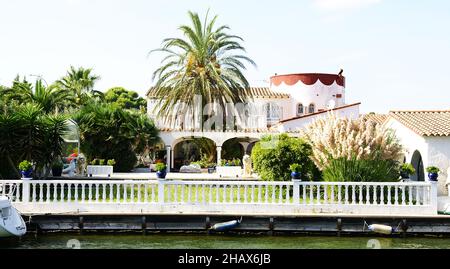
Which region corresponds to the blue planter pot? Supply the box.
[156,170,167,179]
[21,169,33,178]
[428,172,438,181]
[291,172,301,180]
[400,172,410,179]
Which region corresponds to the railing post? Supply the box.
[430,181,438,214]
[292,180,301,204]
[21,177,31,203]
[158,180,165,203]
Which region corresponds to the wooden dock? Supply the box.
[24,214,450,236]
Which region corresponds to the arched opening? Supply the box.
[61,119,80,158]
[297,103,304,116]
[172,137,216,171]
[221,138,260,164]
[411,150,425,182]
[308,103,315,114]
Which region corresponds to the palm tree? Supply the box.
[56,66,102,107]
[0,104,69,178]
[1,76,71,114]
[150,11,256,130]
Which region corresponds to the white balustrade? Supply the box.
[1,179,438,216]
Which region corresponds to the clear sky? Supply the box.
[1,0,449,113]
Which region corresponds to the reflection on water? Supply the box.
[1,233,450,249]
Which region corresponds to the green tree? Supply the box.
[1,76,71,114]
[104,87,147,110]
[74,102,159,172]
[0,104,69,178]
[56,66,102,107]
[150,10,256,129]
[251,134,320,181]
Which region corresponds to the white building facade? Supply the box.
[147,72,361,170]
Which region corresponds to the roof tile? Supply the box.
[389,110,450,136]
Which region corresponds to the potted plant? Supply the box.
[290,163,302,180]
[217,159,242,177]
[18,160,33,178]
[51,159,64,177]
[207,163,216,174]
[87,158,114,177]
[155,163,167,179]
[400,163,415,180]
[107,159,116,167]
[426,166,440,181]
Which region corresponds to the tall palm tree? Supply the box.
[56,66,102,106]
[150,11,256,130]
[1,76,71,114]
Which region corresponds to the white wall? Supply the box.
[271,80,345,119]
[385,118,449,195]
[426,136,450,195]
[274,104,360,133]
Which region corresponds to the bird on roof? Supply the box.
[338,69,344,77]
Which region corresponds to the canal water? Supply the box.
[1,234,450,249]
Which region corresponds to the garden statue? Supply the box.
[76,153,87,176]
[243,155,252,177]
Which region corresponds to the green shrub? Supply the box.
[18,160,32,171]
[251,134,319,181]
[322,158,400,182]
[107,159,116,166]
[51,159,64,169]
[99,159,105,165]
[90,159,99,165]
[220,158,241,166]
[426,166,440,174]
[290,163,301,173]
[73,102,159,172]
[191,154,215,168]
[400,163,415,175]
[155,163,166,172]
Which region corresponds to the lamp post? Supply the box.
[29,74,49,87]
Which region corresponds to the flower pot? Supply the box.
[428,172,438,181]
[156,170,167,179]
[400,172,410,180]
[21,169,33,178]
[291,172,301,180]
[52,167,63,177]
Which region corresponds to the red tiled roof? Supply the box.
[362,113,389,125]
[389,110,450,137]
[147,87,290,99]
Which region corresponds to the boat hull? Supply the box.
[0,199,27,238]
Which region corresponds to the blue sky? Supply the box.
[1,0,449,113]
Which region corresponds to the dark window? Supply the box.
[308,104,315,114]
[297,104,304,116]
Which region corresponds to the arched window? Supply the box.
[308,103,315,114]
[297,103,304,116]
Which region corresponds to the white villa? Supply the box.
[147,72,450,196]
[367,111,450,195]
[147,72,360,169]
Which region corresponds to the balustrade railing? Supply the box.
[1,179,438,215]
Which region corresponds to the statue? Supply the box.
[76,153,87,177]
[243,155,252,177]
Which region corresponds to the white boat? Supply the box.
[0,196,27,237]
